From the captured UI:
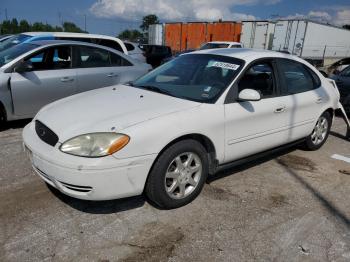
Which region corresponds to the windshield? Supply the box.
[200,43,230,50]
[0,34,31,52]
[0,43,39,67]
[132,54,244,103]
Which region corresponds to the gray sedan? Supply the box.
[0,41,151,123]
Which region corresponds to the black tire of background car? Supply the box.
[303,111,332,151]
[145,139,209,209]
[0,107,6,131]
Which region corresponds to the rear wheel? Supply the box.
[145,139,208,209]
[0,106,6,131]
[304,112,331,150]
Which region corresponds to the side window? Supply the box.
[25,46,71,70]
[110,52,132,67]
[124,43,135,51]
[238,62,275,98]
[77,46,110,68]
[279,59,316,94]
[52,46,72,69]
[98,39,123,52]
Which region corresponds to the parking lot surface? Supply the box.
[1,117,350,262]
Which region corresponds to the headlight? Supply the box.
[60,133,130,157]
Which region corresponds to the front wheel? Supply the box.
[145,139,209,209]
[304,112,331,150]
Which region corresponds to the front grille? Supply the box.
[35,120,59,147]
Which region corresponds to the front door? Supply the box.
[224,59,290,162]
[10,45,76,117]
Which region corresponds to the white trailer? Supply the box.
[271,20,350,60]
[241,21,275,49]
[148,24,164,45]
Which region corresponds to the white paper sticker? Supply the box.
[211,62,240,71]
[204,86,212,92]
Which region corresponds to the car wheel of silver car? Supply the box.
[145,139,209,209]
[0,106,6,129]
[304,112,331,150]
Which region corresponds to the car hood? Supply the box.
[36,84,200,142]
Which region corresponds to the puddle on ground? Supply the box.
[277,155,317,172]
[268,193,288,208]
[122,222,184,262]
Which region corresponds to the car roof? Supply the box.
[23,31,118,40]
[21,32,128,54]
[24,40,131,55]
[189,48,304,63]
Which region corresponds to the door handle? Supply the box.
[60,77,74,82]
[107,73,118,77]
[274,106,286,113]
[316,97,323,104]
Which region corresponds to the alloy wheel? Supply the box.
[311,116,328,145]
[164,152,202,199]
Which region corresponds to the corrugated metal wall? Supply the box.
[165,22,242,52]
[165,23,182,52]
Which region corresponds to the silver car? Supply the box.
[0,41,151,122]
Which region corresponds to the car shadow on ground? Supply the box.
[47,184,146,214]
[330,131,350,142]
[0,119,31,131]
[209,143,350,230]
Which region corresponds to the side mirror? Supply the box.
[14,60,33,73]
[238,89,261,102]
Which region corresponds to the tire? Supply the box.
[304,112,331,151]
[0,107,6,131]
[145,139,209,209]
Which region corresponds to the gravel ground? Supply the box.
[0,117,350,262]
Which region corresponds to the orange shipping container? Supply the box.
[165,23,182,53]
[165,22,242,52]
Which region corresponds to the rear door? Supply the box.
[10,45,76,117]
[73,45,134,93]
[276,58,325,141]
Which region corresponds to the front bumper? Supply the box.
[23,121,157,200]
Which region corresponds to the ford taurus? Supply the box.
[23,48,341,209]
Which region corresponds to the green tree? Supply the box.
[118,29,143,41]
[63,22,86,33]
[19,20,31,32]
[140,14,159,32]
[10,18,19,33]
[0,18,83,34]
[0,20,12,34]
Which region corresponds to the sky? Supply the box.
[1,0,350,36]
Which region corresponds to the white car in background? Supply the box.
[1,31,129,55]
[23,48,340,209]
[123,41,146,63]
[200,41,243,50]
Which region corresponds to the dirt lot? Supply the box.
[1,117,350,262]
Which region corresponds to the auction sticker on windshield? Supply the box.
[211,62,240,70]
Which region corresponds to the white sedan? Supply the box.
[23,48,341,209]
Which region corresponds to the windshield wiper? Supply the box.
[136,85,174,97]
